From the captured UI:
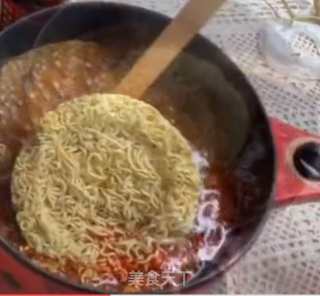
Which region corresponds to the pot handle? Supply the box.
[270,117,320,204]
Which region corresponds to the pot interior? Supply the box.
[0,1,275,293]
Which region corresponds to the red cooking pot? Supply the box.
[0,1,319,294]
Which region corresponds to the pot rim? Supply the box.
[0,1,278,293]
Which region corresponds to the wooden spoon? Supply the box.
[115,0,226,98]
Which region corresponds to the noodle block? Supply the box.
[12,94,201,265]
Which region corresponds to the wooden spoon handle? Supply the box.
[115,0,226,98]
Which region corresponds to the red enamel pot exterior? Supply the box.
[271,118,320,204]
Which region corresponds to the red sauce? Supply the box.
[0,156,236,293]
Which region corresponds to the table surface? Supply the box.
[97,0,320,293]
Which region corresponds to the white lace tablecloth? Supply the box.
[77,0,320,293]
